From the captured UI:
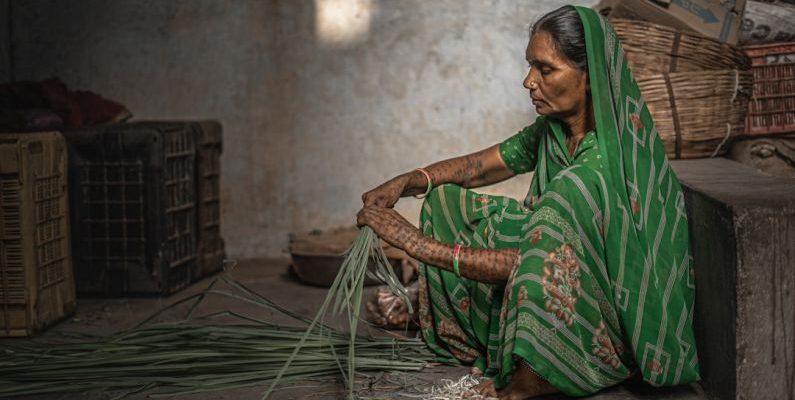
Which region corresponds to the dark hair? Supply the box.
[530,5,588,72]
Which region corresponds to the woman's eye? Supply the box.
[540,68,552,75]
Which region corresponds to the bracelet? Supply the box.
[452,243,462,277]
[412,168,433,199]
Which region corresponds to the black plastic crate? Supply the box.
[194,121,225,278]
[128,121,225,281]
[63,124,198,295]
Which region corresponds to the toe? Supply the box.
[476,379,498,398]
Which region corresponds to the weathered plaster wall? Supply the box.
[10,0,596,259]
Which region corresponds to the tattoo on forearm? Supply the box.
[397,145,509,198]
[464,156,486,187]
[406,235,520,284]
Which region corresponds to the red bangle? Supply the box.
[452,244,462,277]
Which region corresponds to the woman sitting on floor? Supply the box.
[357,5,700,399]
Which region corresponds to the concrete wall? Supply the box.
[9,0,595,259]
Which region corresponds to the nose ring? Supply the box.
[528,81,538,89]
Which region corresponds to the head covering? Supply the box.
[573,6,699,385]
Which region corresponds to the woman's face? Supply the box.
[523,30,589,118]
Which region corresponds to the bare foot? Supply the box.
[496,363,559,400]
[365,284,419,329]
[465,378,497,399]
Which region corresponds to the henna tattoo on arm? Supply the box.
[365,143,522,279]
[404,233,520,284]
[454,156,485,187]
[395,144,515,197]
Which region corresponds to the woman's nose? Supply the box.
[523,69,536,90]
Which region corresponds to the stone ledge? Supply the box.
[672,158,795,400]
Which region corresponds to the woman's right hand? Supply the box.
[361,175,409,208]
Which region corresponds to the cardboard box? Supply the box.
[595,0,747,44]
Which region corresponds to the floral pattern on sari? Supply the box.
[592,320,623,369]
[541,243,581,326]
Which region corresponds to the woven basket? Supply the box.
[610,19,751,75]
[636,70,753,159]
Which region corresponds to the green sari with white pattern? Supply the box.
[416,6,699,396]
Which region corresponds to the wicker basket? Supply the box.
[636,70,753,159]
[744,43,795,137]
[611,19,751,75]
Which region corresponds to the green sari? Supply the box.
[416,7,699,396]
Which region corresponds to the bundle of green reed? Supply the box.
[266,226,413,399]
[0,227,425,399]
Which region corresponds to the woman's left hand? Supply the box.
[356,206,419,251]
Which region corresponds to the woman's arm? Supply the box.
[407,144,515,193]
[357,206,519,284]
[404,231,519,284]
[362,144,515,207]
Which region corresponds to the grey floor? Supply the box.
[1,259,706,399]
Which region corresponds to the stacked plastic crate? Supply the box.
[726,1,795,176]
[728,43,795,177]
[744,43,795,136]
[124,121,225,280]
[63,121,224,296]
[0,132,76,336]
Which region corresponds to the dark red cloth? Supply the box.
[0,77,131,131]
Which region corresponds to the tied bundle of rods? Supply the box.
[0,227,431,399]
